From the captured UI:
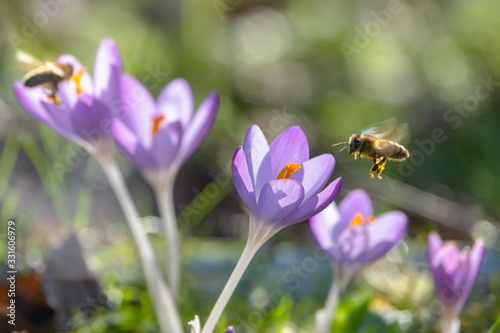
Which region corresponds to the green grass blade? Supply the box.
[0,132,20,198]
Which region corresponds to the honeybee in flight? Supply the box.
[333,119,410,179]
[16,50,73,101]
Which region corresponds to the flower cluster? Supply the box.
[13,38,486,333]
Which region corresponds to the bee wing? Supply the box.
[361,118,397,139]
[16,50,44,68]
[362,118,409,144]
[387,122,410,145]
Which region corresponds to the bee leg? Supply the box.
[354,152,358,161]
[370,163,379,178]
[376,158,387,180]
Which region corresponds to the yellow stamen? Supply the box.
[349,213,376,227]
[45,95,61,105]
[70,67,87,95]
[349,213,365,227]
[151,114,166,137]
[276,163,301,179]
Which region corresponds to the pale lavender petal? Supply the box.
[93,38,122,108]
[176,92,219,164]
[285,177,342,225]
[225,327,235,333]
[243,125,272,201]
[269,126,309,178]
[112,120,157,170]
[41,101,74,139]
[57,80,78,109]
[232,146,259,217]
[150,122,182,169]
[310,202,341,253]
[337,225,369,263]
[13,82,68,135]
[456,240,484,312]
[119,74,156,148]
[441,243,461,274]
[291,154,334,203]
[257,179,304,223]
[338,189,373,231]
[428,232,443,263]
[466,240,484,289]
[69,95,112,143]
[157,78,194,129]
[362,211,408,263]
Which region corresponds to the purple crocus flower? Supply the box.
[310,189,408,332]
[202,125,342,333]
[232,125,342,240]
[310,189,408,286]
[111,75,219,185]
[13,38,122,155]
[428,232,484,333]
[224,327,235,333]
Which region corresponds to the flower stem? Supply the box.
[201,235,261,333]
[155,178,180,301]
[98,158,182,333]
[440,310,461,333]
[315,266,342,333]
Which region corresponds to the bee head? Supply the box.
[348,134,362,154]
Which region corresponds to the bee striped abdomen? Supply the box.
[388,141,409,160]
[24,71,59,87]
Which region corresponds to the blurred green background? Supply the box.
[0,0,499,332]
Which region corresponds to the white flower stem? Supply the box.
[155,177,181,301]
[440,309,461,333]
[98,157,182,333]
[201,217,266,333]
[315,265,342,333]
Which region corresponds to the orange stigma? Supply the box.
[349,213,376,227]
[151,114,166,137]
[71,67,87,95]
[277,163,301,179]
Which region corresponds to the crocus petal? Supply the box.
[93,38,122,108]
[157,78,194,129]
[291,154,334,203]
[119,74,156,148]
[337,225,369,262]
[257,179,304,224]
[428,232,443,263]
[440,243,461,274]
[112,120,157,170]
[257,179,305,224]
[362,211,408,263]
[69,95,111,143]
[338,189,373,231]
[269,126,309,178]
[466,240,484,289]
[232,146,259,217]
[243,125,272,201]
[310,202,341,253]
[151,122,182,169]
[13,82,69,136]
[285,177,342,225]
[457,240,484,311]
[57,80,78,109]
[176,92,219,164]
